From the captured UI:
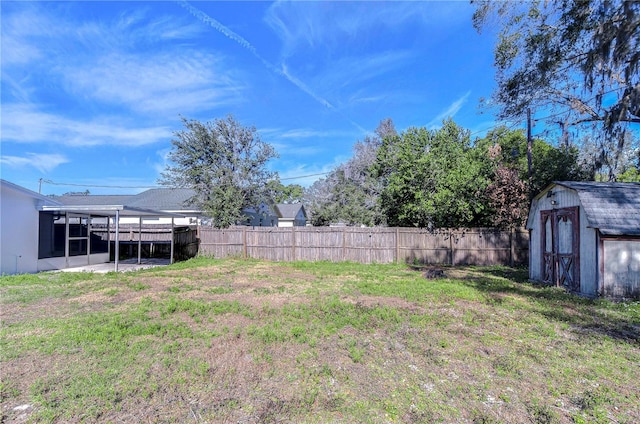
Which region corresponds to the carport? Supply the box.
[38,204,184,272]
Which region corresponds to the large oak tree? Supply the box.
[160,115,278,228]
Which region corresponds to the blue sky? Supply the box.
[1,1,501,195]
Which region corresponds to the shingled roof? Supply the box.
[274,203,306,219]
[54,188,199,212]
[127,188,198,211]
[554,181,640,236]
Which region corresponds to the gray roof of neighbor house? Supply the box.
[550,181,640,236]
[54,188,200,212]
[54,194,133,206]
[127,188,198,211]
[274,203,306,219]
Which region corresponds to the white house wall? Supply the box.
[603,239,640,298]
[1,185,40,274]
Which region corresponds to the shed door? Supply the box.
[541,207,580,292]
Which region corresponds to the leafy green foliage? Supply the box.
[473,0,640,180]
[305,120,391,226]
[160,115,278,228]
[375,119,488,227]
[266,181,304,204]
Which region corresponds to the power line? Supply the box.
[41,180,161,189]
[280,172,329,181]
[41,173,332,191]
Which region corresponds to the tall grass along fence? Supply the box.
[197,226,529,266]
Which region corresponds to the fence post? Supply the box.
[395,227,400,264]
[292,226,296,261]
[243,227,247,259]
[342,228,346,261]
[450,228,455,266]
[510,228,514,267]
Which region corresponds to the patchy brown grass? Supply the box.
[1,258,639,423]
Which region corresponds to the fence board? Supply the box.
[196,226,529,266]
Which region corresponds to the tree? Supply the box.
[375,119,488,228]
[484,144,530,229]
[159,115,278,228]
[266,180,304,204]
[473,0,640,180]
[304,119,395,226]
[579,131,640,181]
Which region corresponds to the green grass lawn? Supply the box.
[1,258,638,423]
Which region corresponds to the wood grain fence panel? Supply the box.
[246,228,293,261]
[294,228,344,262]
[451,228,509,265]
[397,229,451,264]
[198,227,244,258]
[343,228,396,263]
[196,226,529,266]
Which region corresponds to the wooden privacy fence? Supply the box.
[197,226,529,266]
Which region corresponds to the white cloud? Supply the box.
[0,153,69,173]
[62,51,244,115]
[1,104,172,147]
[2,4,240,117]
[265,1,471,58]
[427,91,472,128]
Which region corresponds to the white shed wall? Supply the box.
[1,185,40,274]
[603,239,640,298]
[528,185,598,296]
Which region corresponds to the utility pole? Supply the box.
[38,178,43,194]
[527,108,533,196]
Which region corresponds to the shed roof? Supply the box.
[543,182,640,236]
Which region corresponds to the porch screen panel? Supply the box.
[38,212,65,259]
[90,216,109,254]
[68,216,88,256]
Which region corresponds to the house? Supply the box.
[1,180,61,274]
[1,180,183,274]
[54,188,201,226]
[274,203,307,227]
[55,188,280,227]
[526,181,640,299]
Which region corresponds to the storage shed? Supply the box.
[526,181,640,299]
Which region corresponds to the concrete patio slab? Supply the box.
[57,258,170,273]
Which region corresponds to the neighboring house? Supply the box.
[1,180,61,274]
[526,181,640,299]
[54,188,201,226]
[1,180,184,274]
[242,202,279,227]
[54,188,280,227]
[274,203,307,227]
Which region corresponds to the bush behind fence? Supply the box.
[197,226,529,266]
